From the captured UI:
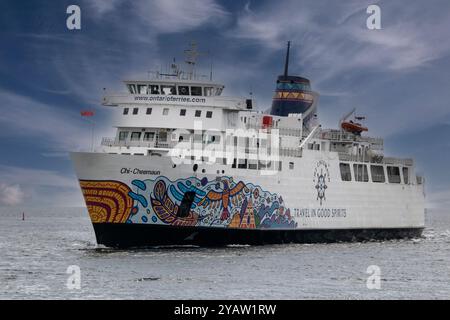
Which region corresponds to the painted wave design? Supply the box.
[127,176,297,229]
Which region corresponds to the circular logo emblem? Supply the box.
[313,160,330,205]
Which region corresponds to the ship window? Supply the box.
[258,160,271,170]
[206,111,213,118]
[353,164,368,182]
[127,84,137,94]
[371,165,385,183]
[216,88,223,96]
[238,159,247,169]
[248,161,258,170]
[195,110,202,117]
[216,158,224,165]
[403,167,409,184]
[131,132,141,141]
[146,108,152,115]
[159,131,167,142]
[133,108,139,115]
[204,87,214,96]
[289,162,294,170]
[180,109,186,116]
[232,158,237,169]
[387,166,401,184]
[149,85,160,94]
[340,163,351,181]
[137,84,148,94]
[191,86,202,96]
[277,161,282,171]
[161,85,176,95]
[119,131,128,141]
[178,86,190,96]
[123,108,129,115]
[163,108,169,115]
[143,132,155,141]
[193,134,203,142]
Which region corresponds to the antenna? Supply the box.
[209,53,213,81]
[184,41,208,80]
[284,41,291,77]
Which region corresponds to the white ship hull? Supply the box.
[71,151,425,247]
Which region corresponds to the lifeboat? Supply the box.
[341,120,368,135]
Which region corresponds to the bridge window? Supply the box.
[131,132,141,141]
[371,165,385,183]
[206,111,213,118]
[403,167,409,184]
[178,86,189,96]
[143,132,154,141]
[353,164,368,182]
[161,85,176,95]
[191,86,202,96]
[387,166,401,184]
[137,84,147,94]
[127,84,137,94]
[195,110,202,117]
[340,163,351,181]
[133,108,138,115]
[146,108,152,115]
[204,87,214,96]
[123,108,129,115]
[149,85,160,94]
[180,109,186,116]
[119,131,128,141]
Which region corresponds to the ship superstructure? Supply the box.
[71,43,425,247]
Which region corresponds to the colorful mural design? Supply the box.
[81,176,297,229]
[79,180,133,223]
[313,160,330,206]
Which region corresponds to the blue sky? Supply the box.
[0,0,449,208]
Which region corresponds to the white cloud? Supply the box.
[89,0,124,15]
[0,90,113,151]
[0,183,25,206]
[135,0,229,33]
[87,0,229,33]
[0,165,83,207]
[229,0,450,80]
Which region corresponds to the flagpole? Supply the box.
[80,110,95,152]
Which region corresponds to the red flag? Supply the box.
[80,111,94,117]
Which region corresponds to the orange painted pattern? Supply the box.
[79,180,133,224]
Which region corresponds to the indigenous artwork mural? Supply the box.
[80,176,297,229]
[79,180,133,223]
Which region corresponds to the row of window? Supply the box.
[189,157,283,171]
[276,82,311,91]
[340,163,409,184]
[127,84,223,97]
[123,107,213,118]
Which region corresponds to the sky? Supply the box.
[0,0,449,208]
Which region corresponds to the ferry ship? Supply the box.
[71,42,425,247]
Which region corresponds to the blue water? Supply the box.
[0,207,449,299]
